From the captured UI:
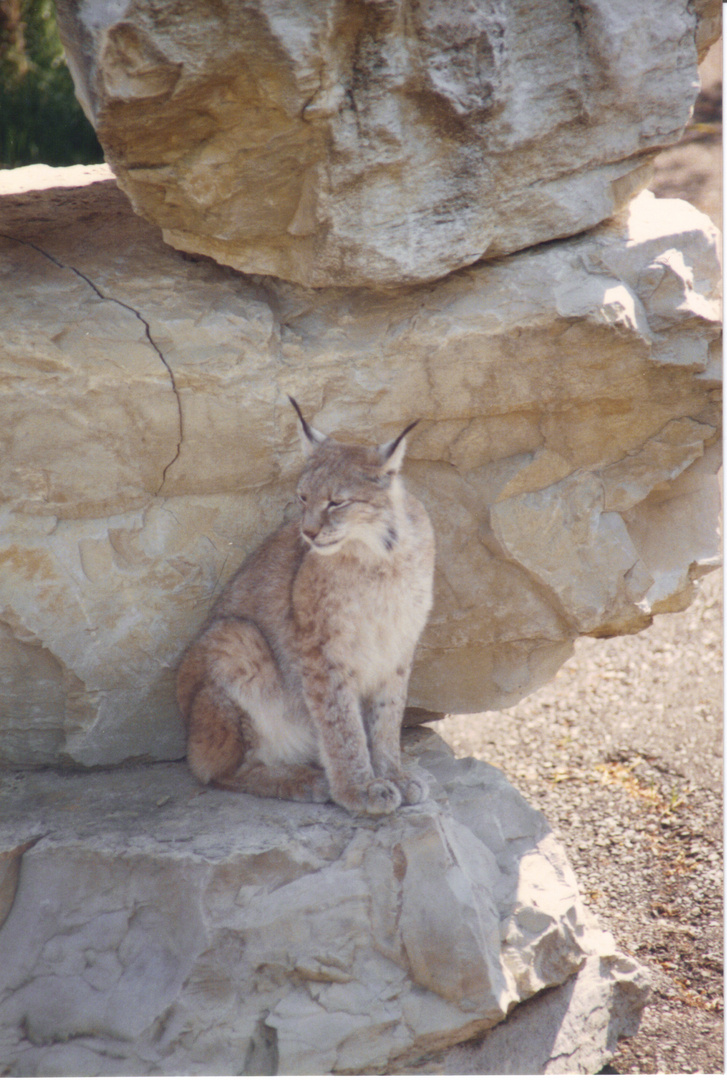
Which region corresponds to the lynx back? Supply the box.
[177,399,435,815]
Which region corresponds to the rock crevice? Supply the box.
[0,230,184,496]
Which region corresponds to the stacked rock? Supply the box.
[0,0,720,1073]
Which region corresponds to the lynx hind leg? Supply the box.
[178,637,244,785]
[187,687,329,804]
[185,683,247,786]
[181,619,330,805]
[216,760,330,804]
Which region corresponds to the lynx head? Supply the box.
[289,397,417,557]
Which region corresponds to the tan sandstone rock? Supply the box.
[0,731,649,1075]
[0,167,720,767]
[53,0,718,287]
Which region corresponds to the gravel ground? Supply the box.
[436,569,722,1073]
[435,45,723,1074]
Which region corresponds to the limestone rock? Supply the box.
[53,0,716,287]
[0,168,720,766]
[0,731,649,1075]
[416,955,649,1074]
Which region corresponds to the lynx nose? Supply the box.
[301,512,321,543]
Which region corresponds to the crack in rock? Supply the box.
[1,233,183,494]
[0,836,44,930]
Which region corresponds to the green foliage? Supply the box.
[0,0,104,167]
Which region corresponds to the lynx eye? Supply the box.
[364,473,391,488]
[327,498,349,510]
[297,492,308,504]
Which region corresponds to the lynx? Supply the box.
[177,398,435,816]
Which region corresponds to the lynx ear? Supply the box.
[378,419,419,475]
[288,396,327,457]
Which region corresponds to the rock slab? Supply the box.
[54,0,718,287]
[0,731,648,1075]
[0,168,721,767]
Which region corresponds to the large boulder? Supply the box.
[54,0,719,287]
[0,730,648,1075]
[0,167,721,766]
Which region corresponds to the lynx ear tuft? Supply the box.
[288,396,327,457]
[378,419,419,475]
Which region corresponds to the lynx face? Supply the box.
[288,397,417,559]
[296,442,400,556]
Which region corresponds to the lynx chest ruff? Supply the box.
[291,526,432,698]
[178,399,435,817]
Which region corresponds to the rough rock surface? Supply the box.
[0,731,648,1075]
[0,167,721,767]
[53,0,718,287]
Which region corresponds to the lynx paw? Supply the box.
[364,778,402,815]
[397,772,429,805]
[335,778,402,816]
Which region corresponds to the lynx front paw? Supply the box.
[397,772,429,805]
[363,778,403,815]
[334,778,402,816]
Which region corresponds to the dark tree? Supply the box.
[0,0,103,167]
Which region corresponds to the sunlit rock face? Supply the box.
[0,169,720,767]
[54,0,714,287]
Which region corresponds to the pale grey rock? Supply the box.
[413,955,648,1074]
[0,169,720,766]
[490,472,654,636]
[53,0,716,287]
[0,731,648,1075]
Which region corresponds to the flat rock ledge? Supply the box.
[0,731,648,1075]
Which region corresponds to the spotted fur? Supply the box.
[177,400,435,815]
